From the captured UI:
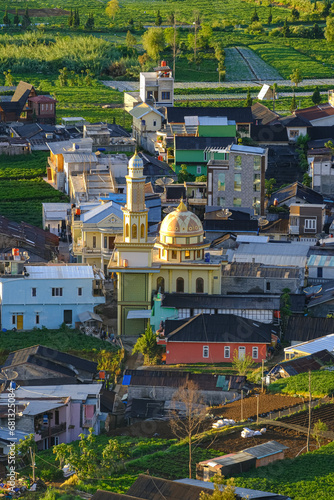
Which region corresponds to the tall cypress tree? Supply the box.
[13,8,20,27]
[69,9,73,27]
[3,6,11,27]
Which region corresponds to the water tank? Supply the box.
[75,208,81,216]
[12,248,19,256]
[123,259,128,268]
[161,60,167,67]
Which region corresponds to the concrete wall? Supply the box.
[0,275,104,330]
[221,275,301,294]
[128,386,239,405]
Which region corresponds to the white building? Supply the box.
[42,202,71,235]
[0,264,105,330]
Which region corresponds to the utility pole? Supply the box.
[241,389,243,421]
[173,13,176,79]
[29,446,35,483]
[193,13,200,64]
[306,370,312,452]
[261,359,265,393]
[257,395,259,424]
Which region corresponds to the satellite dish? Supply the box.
[163,206,175,214]
[155,177,174,188]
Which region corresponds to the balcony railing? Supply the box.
[37,422,66,438]
[82,413,97,429]
[289,225,300,234]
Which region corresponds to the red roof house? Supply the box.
[28,95,56,124]
[159,313,276,365]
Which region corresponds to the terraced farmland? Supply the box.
[224,48,254,82]
[236,47,283,81]
[249,43,333,80]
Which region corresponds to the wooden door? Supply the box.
[16,315,23,330]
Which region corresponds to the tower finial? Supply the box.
[176,198,187,212]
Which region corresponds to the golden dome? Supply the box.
[128,150,143,170]
[160,200,204,238]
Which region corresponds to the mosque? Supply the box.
[108,151,222,336]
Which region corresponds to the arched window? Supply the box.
[141,223,145,238]
[196,277,204,293]
[132,224,137,239]
[125,224,129,238]
[176,277,184,293]
[157,276,165,293]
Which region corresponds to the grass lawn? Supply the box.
[0,326,117,365]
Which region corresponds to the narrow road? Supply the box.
[102,78,334,92]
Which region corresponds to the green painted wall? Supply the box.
[198,124,236,137]
[150,294,178,331]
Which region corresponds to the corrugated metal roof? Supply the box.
[24,265,94,279]
[81,200,123,224]
[63,153,98,163]
[21,400,66,416]
[13,383,102,400]
[0,427,27,443]
[78,311,103,323]
[307,254,334,267]
[241,440,288,459]
[127,310,152,319]
[198,116,229,126]
[285,333,334,355]
[230,144,266,155]
[175,479,291,499]
[233,242,309,267]
[129,103,164,119]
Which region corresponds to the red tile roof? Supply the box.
[296,103,334,121]
[28,95,56,103]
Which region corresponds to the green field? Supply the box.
[269,370,334,397]
[235,441,334,500]
[0,152,69,227]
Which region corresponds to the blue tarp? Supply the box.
[122,374,132,385]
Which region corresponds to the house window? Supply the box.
[93,236,96,248]
[218,173,225,191]
[234,173,241,192]
[254,156,261,170]
[234,155,242,170]
[162,92,170,100]
[266,282,271,291]
[204,151,208,161]
[31,288,37,297]
[233,197,242,207]
[50,104,53,111]
[176,277,184,293]
[52,288,63,296]
[218,196,225,207]
[104,236,108,248]
[55,410,59,425]
[125,224,129,238]
[172,250,177,259]
[197,250,201,258]
[36,314,40,325]
[141,224,145,238]
[197,166,201,174]
[46,104,49,111]
[41,104,44,111]
[78,288,83,296]
[178,308,191,318]
[253,173,261,192]
[12,315,15,325]
[317,267,323,278]
[147,91,153,99]
[64,310,72,324]
[153,120,157,127]
[203,345,209,358]
[196,277,204,293]
[252,347,258,359]
[185,250,190,259]
[224,346,230,358]
[132,224,137,239]
[305,219,316,231]
[157,277,165,293]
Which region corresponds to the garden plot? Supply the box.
[224,48,255,82]
[236,47,283,81]
[249,43,333,80]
